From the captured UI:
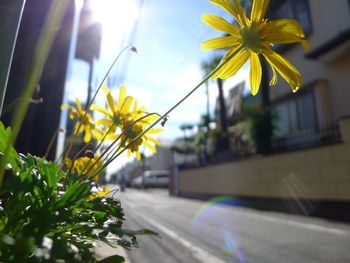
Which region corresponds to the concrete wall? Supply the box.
[178,117,350,201]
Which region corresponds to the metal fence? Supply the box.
[177,123,343,170]
[271,123,342,153]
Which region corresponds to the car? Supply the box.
[131,170,170,188]
[131,170,169,188]
[143,170,170,188]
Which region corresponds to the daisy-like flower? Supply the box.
[120,114,162,160]
[65,155,103,180]
[61,98,102,143]
[90,86,141,138]
[201,0,310,95]
[87,186,110,200]
[91,85,162,160]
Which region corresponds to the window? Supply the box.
[269,0,313,36]
[156,174,169,178]
[273,90,317,138]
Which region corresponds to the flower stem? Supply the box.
[85,113,160,178]
[93,47,242,176]
[60,46,136,169]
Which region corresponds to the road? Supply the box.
[109,186,350,263]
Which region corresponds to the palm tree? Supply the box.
[201,56,229,151]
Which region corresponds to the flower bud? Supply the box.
[85,150,94,159]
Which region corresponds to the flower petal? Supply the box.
[102,86,111,94]
[75,98,82,112]
[142,114,158,124]
[265,19,305,37]
[133,99,139,112]
[145,136,161,146]
[263,19,311,50]
[105,132,118,140]
[213,49,249,79]
[201,36,239,50]
[262,49,301,92]
[269,63,278,86]
[232,0,249,26]
[221,43,242,61]
[74,122,83,134]
[117,86,126,112]
[209,0,248,26]
[90,104,111,117]
[135,151,141,161]
[120,96,134,114]
[96,119,112,126]
[91,129,103,141]
[145,128,163,134]
[251,0,269,22]
[249,53,262,96]
[60,104,71,110]
[143,141,156,153]
[201,14,240,36]
[83,130,91,143]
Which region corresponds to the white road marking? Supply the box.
[138,213,225,263]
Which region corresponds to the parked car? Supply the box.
[143,170,170,188]
[131,170,170,188]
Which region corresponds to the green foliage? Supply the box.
[0,122,19,172]
[0,123,157,262]
[241,103,275,154]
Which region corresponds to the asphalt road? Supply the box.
[110,186,350,263]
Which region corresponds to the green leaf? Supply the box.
[36,157,61,189]
[55,181,90,209]
[0,124,19,172]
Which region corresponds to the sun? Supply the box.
[89,0,140,36]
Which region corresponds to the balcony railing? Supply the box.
[271,123,342,153]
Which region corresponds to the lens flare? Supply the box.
[192,196,245,263]
[223,231,245,263]
[192,196,242,223]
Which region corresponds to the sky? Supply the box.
[60,0,250,171]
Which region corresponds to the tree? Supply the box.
[201,56,229,151]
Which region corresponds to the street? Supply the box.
[110,186,350,263]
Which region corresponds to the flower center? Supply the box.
[121,123,144,152]
[240,25,262,53]
[125,124,143,139]
[112,115,122,125]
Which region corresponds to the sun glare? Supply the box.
[90,0,140,35]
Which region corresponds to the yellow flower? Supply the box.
[201,0,310,95]
[90,86,142,137]
[65,155,103,181]
[61,98,102,143]
[90,85,161,159]
[120,114,162,160]
[87,186,110,200]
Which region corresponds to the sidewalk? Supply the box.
[94,241,130,262]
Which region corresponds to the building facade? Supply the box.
[268,0,350,147]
